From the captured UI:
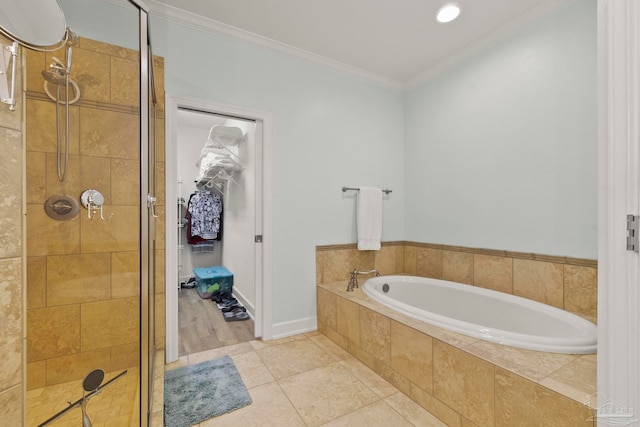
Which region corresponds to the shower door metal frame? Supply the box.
[130,0,155,426]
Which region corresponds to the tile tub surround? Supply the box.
[317,281,596,426]
[316,242,598,319]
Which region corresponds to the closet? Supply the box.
[175,108,257,356]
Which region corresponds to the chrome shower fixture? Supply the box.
[42,28,81,182]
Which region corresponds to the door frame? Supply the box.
[598,0,640,419]
[164,93,273,363]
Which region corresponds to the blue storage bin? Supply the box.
[193,266,233,299]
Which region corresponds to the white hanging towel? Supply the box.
[357,187,382,251]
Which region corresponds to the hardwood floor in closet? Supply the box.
[178,287,254,357]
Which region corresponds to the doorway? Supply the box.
[164,95,273,363]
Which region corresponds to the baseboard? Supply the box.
[232,287,254,317]
[270,316,317,340]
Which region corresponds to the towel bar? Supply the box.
[342,186,392,195]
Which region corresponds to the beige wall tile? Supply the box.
[45,153,111,205]
[111,342,140,371]
[26,361,46,390]
[373,358,411,395]
[155,292,166,349]
[155,249,166,293]
[359,306,391,365]
[155,161,165,205]
[156,118,166,162]
[316,250,324,284]
[27,256,46,309]
[46,348,111,386]
[495,368,594,426]
[0,385,23,426]
[26,99,79,154]
[417,247,442,279]
[0,259,23,387]
[464,340,578,383]
[473,254,513,294]
[26,205,80,256]
[375,246,399,275]
[317,287,337,332]
[0,128,23,259]
[410,383,462,427]
[443,251,473,284]
[111,56,139,106]
[391,320,433,394]
[513,259,564,308]
[80,205,139,253]
[111,251,140,298]
[539,356,597,403]
[79,108,139,160]
[322,249,358,283]
[81,297,139,351]
[66,47,111,104]
[154,212,165,250]
[433,340,495,426]
[27,305,81,362]
[47,253,111,306]
[337,296,360,346]
[25,48,46,93]
[404,245,416,275]
[26,151,46,204]
[564,265,597,318]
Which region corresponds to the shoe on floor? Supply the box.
[224,310,250,322]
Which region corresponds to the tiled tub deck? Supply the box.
[317,281,597,426]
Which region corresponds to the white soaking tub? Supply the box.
[362,275,596,354]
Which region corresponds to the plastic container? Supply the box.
[193,266,233,299]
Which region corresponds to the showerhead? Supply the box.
[41,67,67,85]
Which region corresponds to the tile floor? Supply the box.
[164,331,447,427]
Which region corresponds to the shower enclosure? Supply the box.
[0,0,162,425]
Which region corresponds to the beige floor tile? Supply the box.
[230,351,275,389]
[338,358,398,398]
[249,334,306,350]
[256,338,338,379]
[322,400,414,427]
[308,333,352,360]
[200,382,306,427]
[384,392,448,426]
[188,341,254,365]
[278,363,379,427]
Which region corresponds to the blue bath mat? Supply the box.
[164,355,252,427]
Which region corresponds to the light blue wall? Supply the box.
[57,0,597,329]
[58,0,405,325]
[404,0,597,258]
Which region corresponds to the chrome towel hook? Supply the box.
[80,189,113,221]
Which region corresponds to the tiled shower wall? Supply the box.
[24,37,166,390]
[316,241,597,319]
[0,34,26,426]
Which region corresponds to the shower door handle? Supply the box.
[147,194,161,218]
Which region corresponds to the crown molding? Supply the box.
[145,0,404,90]
[406,0,579,89]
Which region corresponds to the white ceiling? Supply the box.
[150,0,575,87]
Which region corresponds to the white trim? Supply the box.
[598,0,640,419]
[146,0,404,90]
[164,93,274,362]
[270,317,317,340]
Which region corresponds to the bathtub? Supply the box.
[362,275,597,354]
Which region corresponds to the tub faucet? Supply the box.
[346,268,380,291]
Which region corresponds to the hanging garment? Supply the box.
[186,191,223,244]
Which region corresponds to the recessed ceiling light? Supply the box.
[436,3,461,23]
